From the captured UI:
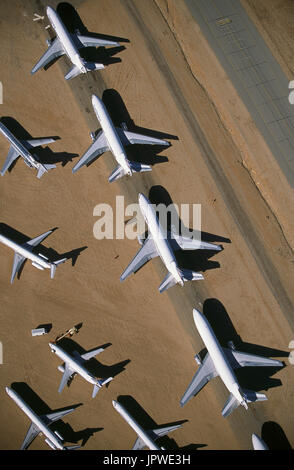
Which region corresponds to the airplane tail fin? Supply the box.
[37,163,56,179]
[85,62,105,72]
[222,393,241,418]
[92,377,113,398]
[50,258,67,279]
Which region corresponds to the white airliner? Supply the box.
[49,342,113,398]
[6,387,80,450]
[0,122,56,178]
[72,95,170,181]
[31,6,120,80]
[112,400,181,450]
[180,309,283,417]
[120,193,222,292]
[0,229,67,283]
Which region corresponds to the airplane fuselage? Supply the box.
[92,95,131,175]
[112,400,160,450]
[6,387,64,450]
[0,234,52,271]
[138,193,183,285]
[49,342,97,386]
[0,122,40,169]
[46,6,86,73]
[193,309,245,406]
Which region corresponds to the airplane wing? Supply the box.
[225,349,283,369]
[41,407,76,425]
[20,422,40,450]
[58,363,75,393]
[169,230,222,252]
[31,38,65,75]
[180,353,218,407]
[11,252,26,284]
[0,145,19,175]
[149,424,182,439]
[120,237,158,282]
[23,138,56,149]
[117,128,170,147]
[25,229,53,248]
[72,130,109,173]
[81,347,105,361]
[75,34,119,48]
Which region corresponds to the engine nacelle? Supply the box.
[31,261,45,270]
[194,354,202,365]
[58,365,65,373]
[44,438,57,450]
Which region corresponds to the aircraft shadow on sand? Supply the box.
[0,223,87,280]
[53,337,130,383]
[260,421,292,450]
[8,382,98,447]
[200,299,288,393]
[116,395,204,450]
[0,117,78,169]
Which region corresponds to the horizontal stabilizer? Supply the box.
[63,444,81,450]
[50,258,67,278]
[108,164,126,182]
[243,389,267,403]
[37,163,56,179]
[180,269,204,281]
[64,65,83,81]
[129,160,152,173]
[92,377,113,398]
[158,272,178,293]
[222,393,240,418]
[85,61,105,72]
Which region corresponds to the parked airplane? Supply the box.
[49,341,113,398]
[0,122,56,178]
[31,6,120,80]
[72,95,170,181]
[112,400,181,450]
[120,193,221,292]
[0,229,67,283]
[180,309,283,417]
[252,433,269,450]
[6,387,80,450]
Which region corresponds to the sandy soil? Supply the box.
[0,0,293,451]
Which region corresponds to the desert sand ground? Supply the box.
[0,0,293,451]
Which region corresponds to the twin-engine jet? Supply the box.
[180,309,283,417]
[6,387,79,450]
[0,229,67,283]
[120,193,222,292]
[31,6,120,80]
[0,122,56,178]
[49,341,113,398]
[112,400,181,450]
[72,95,170,181]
